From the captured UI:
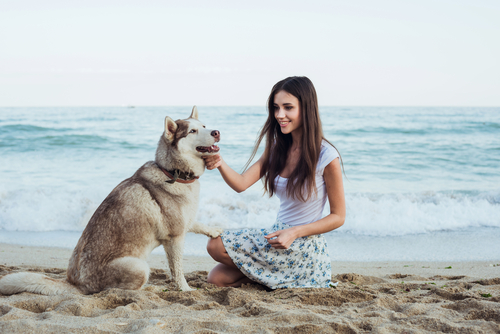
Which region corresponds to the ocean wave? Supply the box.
[0,124,72,133]
[330,124,500,137]
[195,189,500,237]
[1,188,499,236]
[341,191,500,236]
[0,134,113,151]
[1,182,499,238]
[0,125,150,151]
[0,188,99,232]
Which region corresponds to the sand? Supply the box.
[1,243,499,333]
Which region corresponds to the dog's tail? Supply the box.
[0,272,81,296]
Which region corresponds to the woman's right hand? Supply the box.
[203,154,223,170]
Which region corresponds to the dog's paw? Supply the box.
[179,284,194,292]
[207,227,224,238]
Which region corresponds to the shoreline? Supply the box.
[1,243,499,333]
[1,243,499,279]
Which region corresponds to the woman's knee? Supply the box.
[206,236,224,261]
[207,263,245,287]
[207,263,227,286]
[206,269,221,286]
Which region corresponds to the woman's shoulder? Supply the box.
[318,140,339,170]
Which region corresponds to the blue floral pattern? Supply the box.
[221,220,332,289]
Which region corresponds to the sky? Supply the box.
[0,0,499,107]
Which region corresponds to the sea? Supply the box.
[0,106,499,262]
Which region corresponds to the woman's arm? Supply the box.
[265,158,345,249]
[203,154,264,193]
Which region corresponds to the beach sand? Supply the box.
[1,243,499,333]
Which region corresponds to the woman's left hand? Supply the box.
[264,228,299,249]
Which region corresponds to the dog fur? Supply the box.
[0,106,223,295]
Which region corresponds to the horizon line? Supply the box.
[1,105,499,108]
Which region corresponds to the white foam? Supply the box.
[1,184,499,239]
[341,191,500,236]
[0,187,103,232]
[197,184,279,230]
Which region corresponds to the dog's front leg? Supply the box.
[189,221,223,238]
[162,237,193,291]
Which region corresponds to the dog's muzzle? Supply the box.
[196,130,220,153]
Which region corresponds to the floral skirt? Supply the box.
[220,220,332,289]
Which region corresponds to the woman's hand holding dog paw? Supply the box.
[203,154,223,170]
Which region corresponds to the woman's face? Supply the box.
[274,90,303,136]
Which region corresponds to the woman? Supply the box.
[203,76,345,289]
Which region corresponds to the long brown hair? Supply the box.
[245,76,341,202]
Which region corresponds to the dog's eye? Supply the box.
[203,126,206,128]
[189,129,197,134]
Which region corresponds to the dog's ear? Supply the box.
[164,116,178,141]
[190,105,199,120]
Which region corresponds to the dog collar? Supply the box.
[157,164,199,184]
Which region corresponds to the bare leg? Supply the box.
[207,263,253,287]
[206,237,255,287]
[207,236,237,268]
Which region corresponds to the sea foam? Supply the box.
[1,184,498,238]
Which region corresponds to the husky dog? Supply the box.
[0,106,223,295]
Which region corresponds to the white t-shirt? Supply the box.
[275,141,339,226]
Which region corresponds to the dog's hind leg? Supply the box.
[99,257,150,291]
[162,237,192,291]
